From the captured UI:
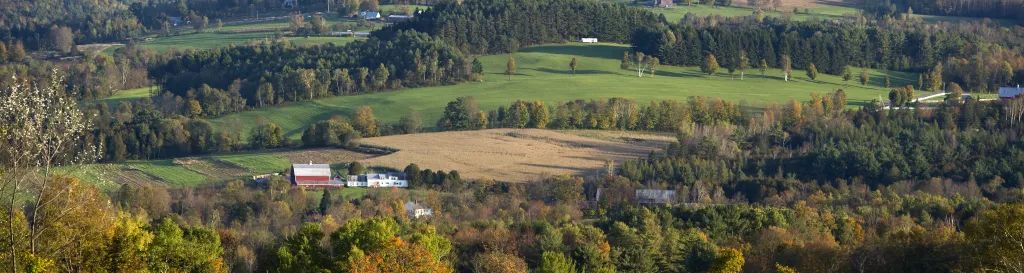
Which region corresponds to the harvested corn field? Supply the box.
[357,129,673,182]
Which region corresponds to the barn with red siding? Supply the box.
[291,163,340,188]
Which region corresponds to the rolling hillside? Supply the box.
[210,43,916,139]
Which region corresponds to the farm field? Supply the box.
[210,42,916,139]
[85,87,153,107]
[359,129,674,182]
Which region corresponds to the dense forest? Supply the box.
[374,0,660,55]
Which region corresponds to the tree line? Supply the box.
[630,16,1024,92]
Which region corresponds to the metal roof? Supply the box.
[292,164,331,177]
[999,87,1024,98]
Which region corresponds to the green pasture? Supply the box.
[213,153,292,174]
[124,160,209,186]
[210,42,916,139]
[85,87,153,107]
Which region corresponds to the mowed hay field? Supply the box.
[211,42,916,139]
[358,129,674,182]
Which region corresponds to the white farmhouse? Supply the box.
[581,38,598,43]
[346,172,408,188]
[405,202,433,219]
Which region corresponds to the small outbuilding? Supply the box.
[581,38,598,43]
[387,15,413,23]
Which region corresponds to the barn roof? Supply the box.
[292,163,331,177]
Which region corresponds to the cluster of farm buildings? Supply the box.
[289,163,408,188]
[287,162,433,218]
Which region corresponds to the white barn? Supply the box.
[346,172,408,188]
[581,38,598,43]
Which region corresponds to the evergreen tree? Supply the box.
[885,76,891,88]
[842,66,853,85]
[471,57,484,75]
[319,189,333,215]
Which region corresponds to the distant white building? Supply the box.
[387,15,413,23]
[358,11,381,20]
[346,172,408,188]
[581,38,598,43]
[405,202,433,219]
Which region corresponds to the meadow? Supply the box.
[210,42,916,139]
[85,87,153,107]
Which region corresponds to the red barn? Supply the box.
[291,163,335,187]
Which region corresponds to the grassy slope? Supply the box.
[210,43,915,139]
[125,160,209,186]
[214,154,292,173]
[656,4,858,22]
[85,87,153,107]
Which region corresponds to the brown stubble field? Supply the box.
[358,129,674,182]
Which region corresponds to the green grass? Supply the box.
[379,4,431,13]
[85,87,152,107]
[630,2,1003,25]
[210,43,914,139]
[287,36,360,46]
[55,165,122,191]
[214,154,292,174]
[125,160,208,186]
[659,4,856,22]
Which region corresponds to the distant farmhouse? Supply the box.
[999,86,1024,99]
[358,11,381,20]
[387,15,414,23]
[405,202,433,219]
[581,38,598,43]
[655,0,674,8]
[347,172,408,188]
[291,163,344,188]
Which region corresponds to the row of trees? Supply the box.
[440,96,749,132]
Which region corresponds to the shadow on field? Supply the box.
[533,68,614,75]
[520,44,624,60]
